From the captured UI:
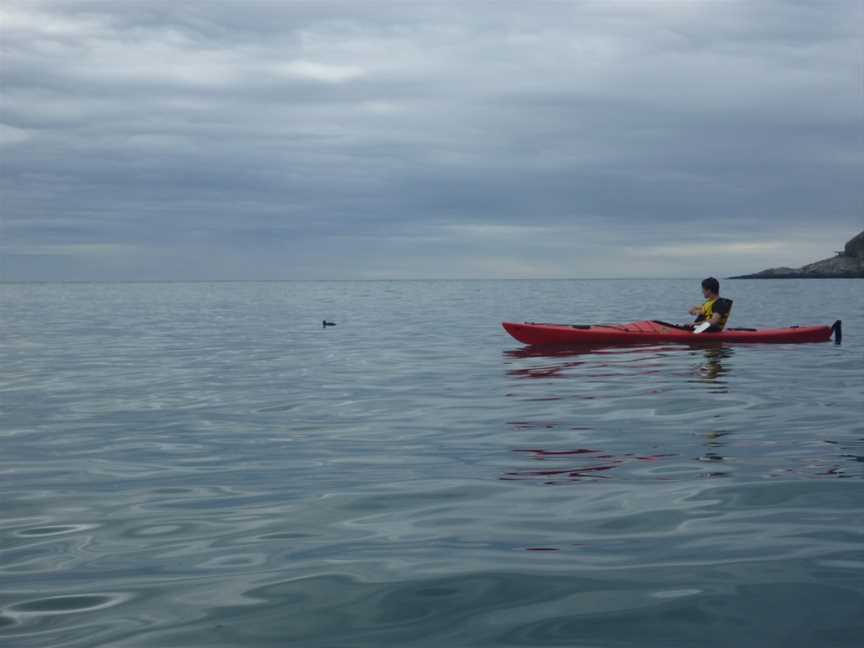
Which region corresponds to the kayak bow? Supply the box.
[502,320,841,346]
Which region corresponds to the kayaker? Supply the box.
[688,277,733,332]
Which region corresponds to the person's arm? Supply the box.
[688,305,703,316]
[710,299,732,325]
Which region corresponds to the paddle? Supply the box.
[692,321,712,334]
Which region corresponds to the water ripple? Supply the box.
[1,280,862,647]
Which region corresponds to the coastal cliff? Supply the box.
[730,230,864,279]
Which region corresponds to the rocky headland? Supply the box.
[730,230,864,279]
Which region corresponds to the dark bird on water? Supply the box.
[322,320,336,327]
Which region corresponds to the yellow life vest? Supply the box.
[700,298,732,330]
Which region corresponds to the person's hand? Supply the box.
[688,306,701,316]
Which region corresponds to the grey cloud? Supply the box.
[1,0,861,279]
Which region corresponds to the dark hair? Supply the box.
[701,277,720,294]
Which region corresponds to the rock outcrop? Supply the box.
[844,230,864,259]
[730,230,864,279]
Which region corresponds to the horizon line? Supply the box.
[0,277,720,284]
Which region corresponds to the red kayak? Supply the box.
[502,320,842,346]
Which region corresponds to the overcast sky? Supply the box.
[1,0,861,280]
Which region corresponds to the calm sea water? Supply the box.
[1,279,862,647]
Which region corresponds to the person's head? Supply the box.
[701,277,720,298]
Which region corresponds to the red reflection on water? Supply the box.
[514,448,599,456]
[509,421,561,430]
[504,342,728,360]
[501,464,620,481]
[503,448,677,484]
[504,343,733,385]
[501,343,742,484]
[818,465,848,477]
[503,343,699,381]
